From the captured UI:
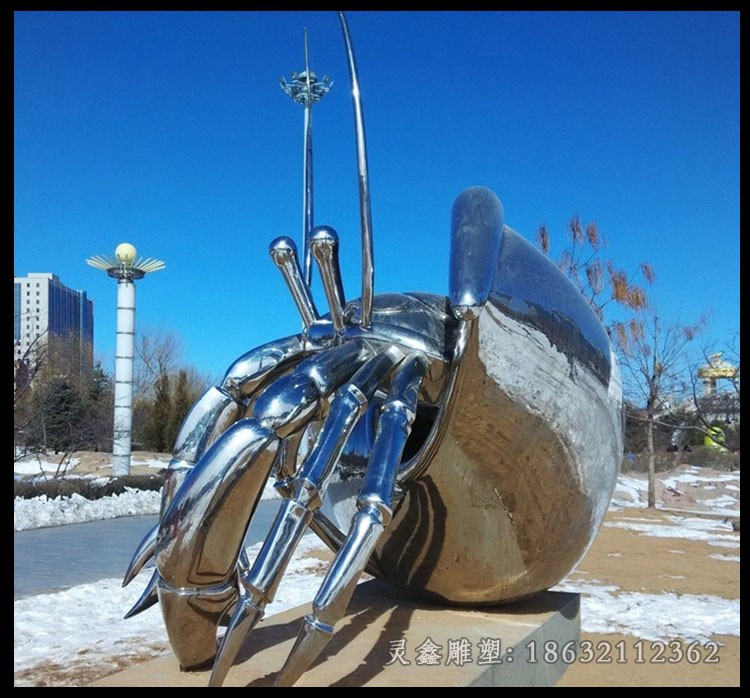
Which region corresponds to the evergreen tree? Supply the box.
[141,372,172,452]
[166,370,192,452]
[80,362,114,451]
[27,378,85,454]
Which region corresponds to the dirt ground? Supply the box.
[62,450,172,476]
[42,454,743,687]
[556,505,739,686]
[296,501,740,687]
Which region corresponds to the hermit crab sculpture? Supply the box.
[123,11,623,688]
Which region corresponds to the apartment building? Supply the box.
[14,272,94,376]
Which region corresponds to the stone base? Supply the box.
[91,580,579,687]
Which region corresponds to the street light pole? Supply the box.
[280,28,332,285]
[87,243,165,476]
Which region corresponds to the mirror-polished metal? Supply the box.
[123,11,623,687]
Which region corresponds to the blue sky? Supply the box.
[14,11,740,383]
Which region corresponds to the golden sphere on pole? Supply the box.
[115,242,137,265]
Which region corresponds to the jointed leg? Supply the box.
[277,351,429,686]
[148,340,373,670]
[208,346,407,687]
[122,335,312,602]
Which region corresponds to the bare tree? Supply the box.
[14,329,95,462]
[134,325,182,400]
[19,363,114,478]
[132,325,211,451]
[537,215,654,323]
[14,332,49,460]
[613,310,709,507]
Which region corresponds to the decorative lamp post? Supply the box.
[87,243,165,476]
[280,28,332,284]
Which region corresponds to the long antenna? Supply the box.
[301,29,314,285]
[338,11,374,329]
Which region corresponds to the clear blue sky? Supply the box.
[14,11,740,382]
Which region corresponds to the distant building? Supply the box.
[14,272,94,379]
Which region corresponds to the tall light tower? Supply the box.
[280,28,332,284]
[87,243,165,476]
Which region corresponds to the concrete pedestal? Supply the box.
[90,580,579,687]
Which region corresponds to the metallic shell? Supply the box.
[332,226,623,604]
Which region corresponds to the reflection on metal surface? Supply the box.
[123,11,623,687]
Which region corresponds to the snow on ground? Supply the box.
[13,454,281,531]
[14,455,740,686]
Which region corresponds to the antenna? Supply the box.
[338,11,374,329]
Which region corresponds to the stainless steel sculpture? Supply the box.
[123,11,623,687]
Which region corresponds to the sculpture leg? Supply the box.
[121,335,312,614]
[150,340,373,669]
[208,346,406,687]
[276,351,429,686]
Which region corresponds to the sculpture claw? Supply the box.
[124,569,159,618]
[122,523,158,587]
[209,595,264,687]
[204,348,404,685]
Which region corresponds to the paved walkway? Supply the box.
[14,500,279,599]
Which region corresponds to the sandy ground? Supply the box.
[556,505,739,686]
[31,453,742,687]
[560,462,740,686]
[297,500,740,687]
